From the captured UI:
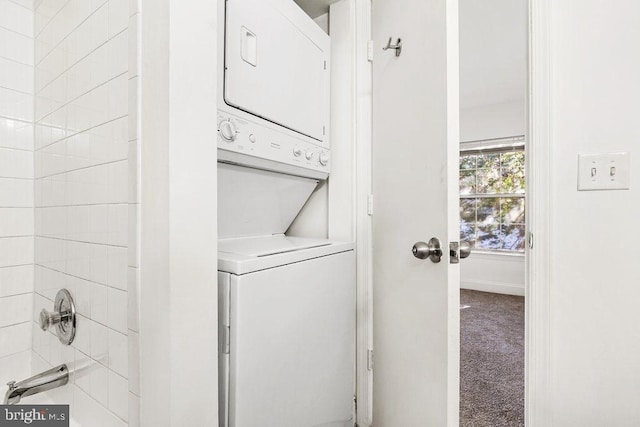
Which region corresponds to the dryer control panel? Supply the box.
[217,112,330,175]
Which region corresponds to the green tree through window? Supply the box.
[460,149,525,251]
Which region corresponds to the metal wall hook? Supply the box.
[383,37,402,57]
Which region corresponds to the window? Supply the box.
[459,139,525,252]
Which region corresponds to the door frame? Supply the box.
[349,0,553,425]
[525,0,552,424]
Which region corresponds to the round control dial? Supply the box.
[319,151,329,166]
[293,147,303,157]
[305,151,314,160]
[219,119,237,142]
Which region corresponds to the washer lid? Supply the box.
[218,235,355,275]
[219,235,330,257]
[218,162,319,239]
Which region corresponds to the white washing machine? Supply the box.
[217,163,356,427]
[218,236,355,427]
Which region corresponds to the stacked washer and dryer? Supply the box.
[216,0,356,426]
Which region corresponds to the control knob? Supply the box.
[319,151,329,166]
[293,147,303,157]
[219,119,237,142]
[305,151,314,160]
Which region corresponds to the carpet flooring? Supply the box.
[460,290,524,427]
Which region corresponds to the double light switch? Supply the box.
[578,152,631,191]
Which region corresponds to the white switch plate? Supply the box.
[578,152,631,191]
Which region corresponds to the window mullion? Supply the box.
[461,194,525,199]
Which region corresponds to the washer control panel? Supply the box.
[217,112,330,174]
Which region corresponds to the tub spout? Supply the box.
[4,364,69,405]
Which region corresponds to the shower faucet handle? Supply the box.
[39,308,63,331]
[38,289,77,346]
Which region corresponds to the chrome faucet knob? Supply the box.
[6,381,17,390]
[39,289,77,345]
[39,309,62,331]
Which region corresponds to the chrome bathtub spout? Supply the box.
[4,364,69,405]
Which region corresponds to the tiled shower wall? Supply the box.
[32,0,137,425]
[0,0,34,360]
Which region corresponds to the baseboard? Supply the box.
[461,280,525,296]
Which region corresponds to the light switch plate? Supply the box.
[578,152,631,191]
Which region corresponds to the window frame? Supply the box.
[460,136,526,253]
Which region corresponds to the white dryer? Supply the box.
[217,0,331,180]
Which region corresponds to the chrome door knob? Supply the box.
[449,241,472,263]
[412,237,443,263]
[459,241,471,259]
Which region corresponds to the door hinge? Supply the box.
[367,349,374,371]
[367,40,374,62]
[528,232,534,249]
[367,195,373,216]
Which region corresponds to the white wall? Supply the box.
[0,0,34,362]
[548,1,640,424]
[287,181,329,238]
[460,99,525,142]
[460,252,524,296]
[459,0,527,114]
[137,0,219,425]
[459,0,526,142]
[32,0,133,425]
[314,12,329,34]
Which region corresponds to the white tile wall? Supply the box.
[0,350,32,384]
[127,2,141,426]
[0,1,33,36]
[33,0,134,424]
[0,0,34,368]
[0,293,32,327]
[0,322,31,358]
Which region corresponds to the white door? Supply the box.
[372,0,460,425]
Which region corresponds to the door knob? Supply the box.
[459,241,471,259]
[412,237,442,263]
[449,241,472,264]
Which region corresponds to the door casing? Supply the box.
[344,0,553,425]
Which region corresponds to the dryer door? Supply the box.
[224,0,330,143]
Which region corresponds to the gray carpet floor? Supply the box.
[460,290,524,427]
